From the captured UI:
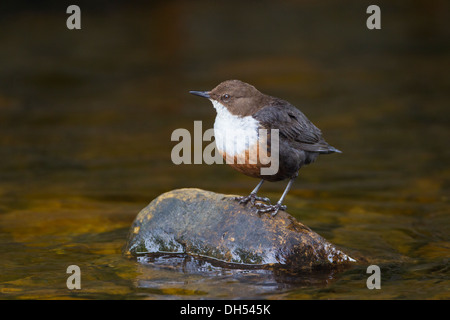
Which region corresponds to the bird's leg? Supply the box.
[234,179,271,205]
[255,175,297,217]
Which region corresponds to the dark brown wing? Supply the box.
[252,98,340,154]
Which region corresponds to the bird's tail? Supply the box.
[329,146,342,153]
[318,145,342,154]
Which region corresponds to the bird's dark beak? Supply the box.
[189,91,210,99]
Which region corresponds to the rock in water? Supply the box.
[124,188,355,270]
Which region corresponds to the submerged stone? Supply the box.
[124,188,356,270]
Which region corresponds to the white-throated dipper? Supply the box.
[190,80,341,216]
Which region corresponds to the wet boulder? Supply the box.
[124,188,355,270]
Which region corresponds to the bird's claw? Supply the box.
[233,193,271,205]
[253,202,287,217]
[234,194,286,217]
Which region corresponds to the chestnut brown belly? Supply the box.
[219,143,285,181]
[218,138,311,182]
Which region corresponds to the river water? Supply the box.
[0,1,448,299]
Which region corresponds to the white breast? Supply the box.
[211,100,259,156]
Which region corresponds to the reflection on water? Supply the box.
[0,1,449,299]
[134,254,342,299]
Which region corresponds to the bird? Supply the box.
[190,80,341,216]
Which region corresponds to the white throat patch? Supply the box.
[210,100,259,156]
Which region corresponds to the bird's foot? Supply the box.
[233,193,271,206]
[253,202,287,217]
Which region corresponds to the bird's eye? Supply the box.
[222,94,230,100]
